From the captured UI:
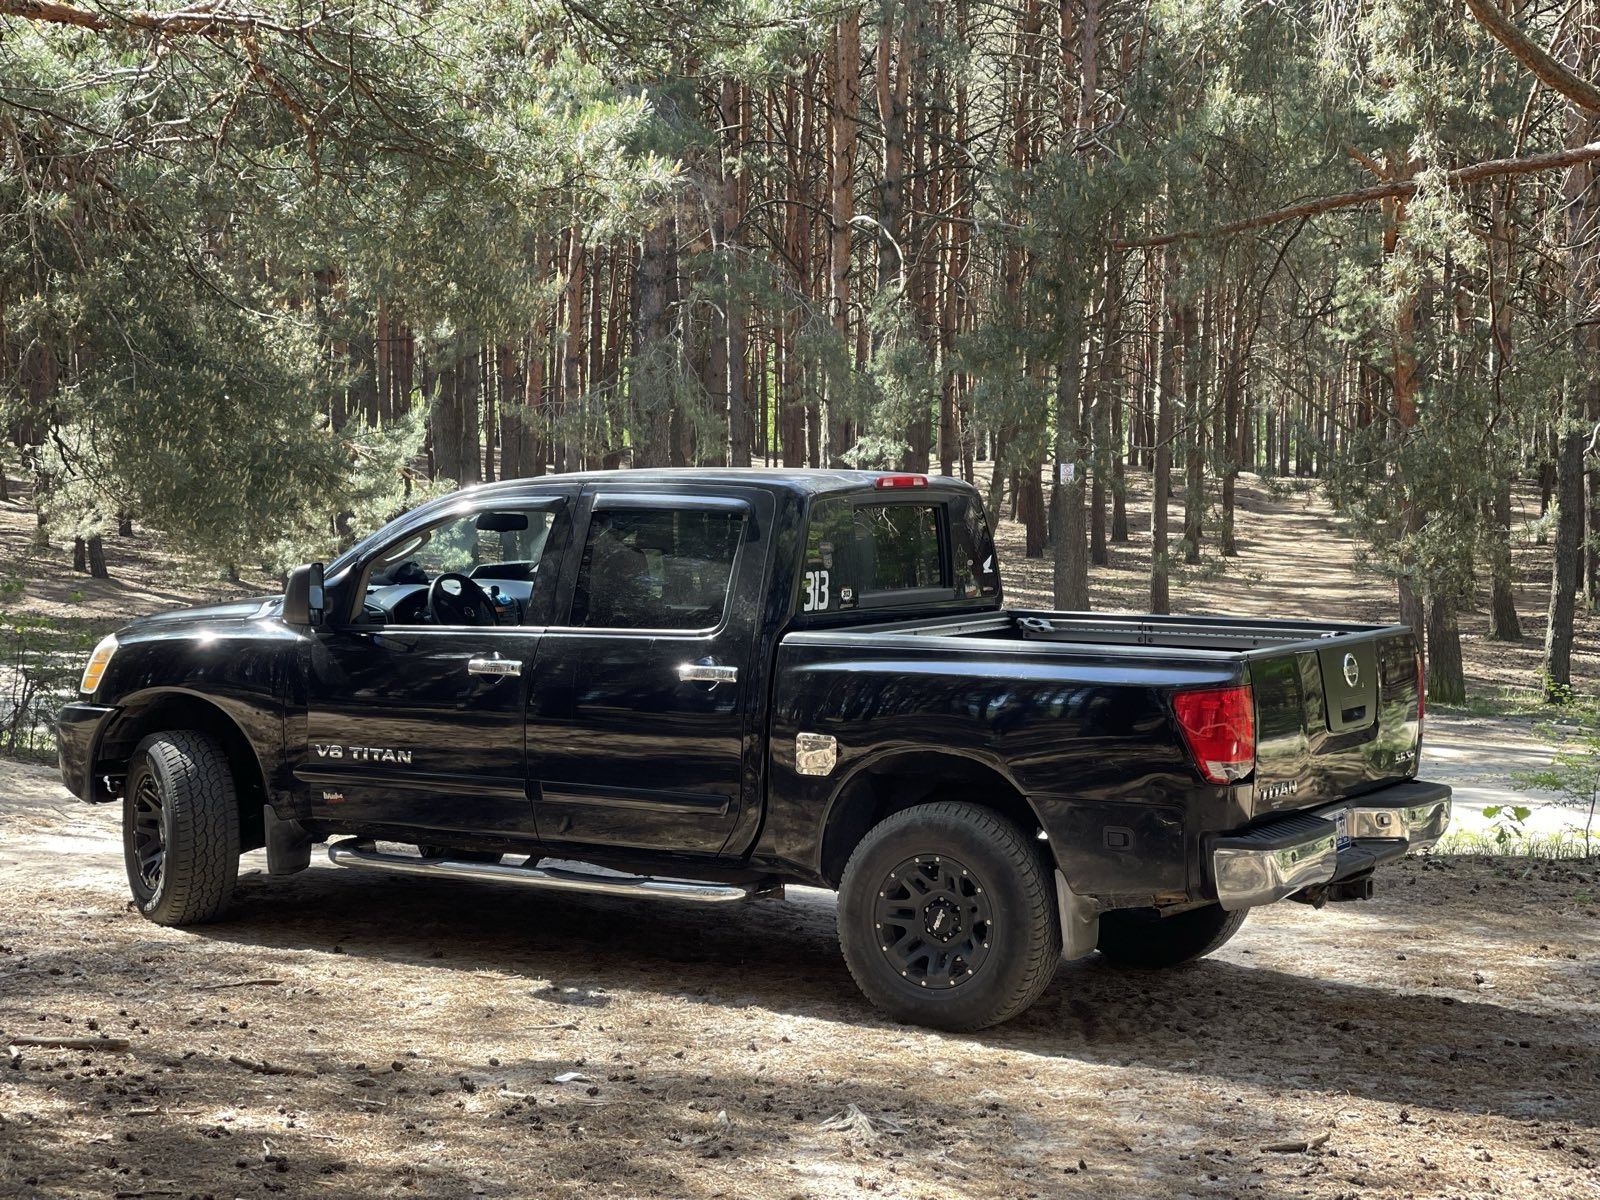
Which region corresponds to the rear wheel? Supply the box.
[123,731,240,926]
[837,802,1060,1031]
[1095,903,1247,968]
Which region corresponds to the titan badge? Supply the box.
[311,744,414,765]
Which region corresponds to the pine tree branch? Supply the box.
[0,0,310,36]
[1464,0,1600,115]
[1116,141,1600,249]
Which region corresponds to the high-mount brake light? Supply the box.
[1171,685,1255,785]
[874,473,929,489]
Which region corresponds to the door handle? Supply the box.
[468,655,522,678]
[678,662,738,685]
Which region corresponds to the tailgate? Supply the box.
[1247,625,1423,816]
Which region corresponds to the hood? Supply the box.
[122,595,282,634]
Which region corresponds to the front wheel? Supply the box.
[1095,903,1247,968]
[837,802,1060,1031]
[122,731,241,926]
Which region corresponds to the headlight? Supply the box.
[80,634,117,695]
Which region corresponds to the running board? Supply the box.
[325,838,763,904]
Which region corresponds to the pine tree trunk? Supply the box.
[1022,465,1046,559]
[1110,383,1129,542]
[1545,425,1584,696]
[72,536,86,572]
[876,0,910,299]
[497,344,527,479]
[1219,285,1243,556]
[86,535,108,580]
[428,342,482,486]
[350,329,379,427]
[1548,37,1599,691]
[1150,248,1177,614]
[1487,481,1522,640]
[428,345,476,486]
[1052,333,1089,608]
[1425,593,1466,706]
[1384,185,1423,650]
[987,438,1007,525]
[1090,369,1108,566]
[827,22,859,467]
[1180,297,1204,565]
[117,512,132,537]
[631,217,672,466]
[482,347,497,482]
[1587,408,1600,608]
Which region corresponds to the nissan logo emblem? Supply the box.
[1342,652,1360,687]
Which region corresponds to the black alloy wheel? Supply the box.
[838,801,1061,1030]
[129,771,166,894]
[871,853,995,989]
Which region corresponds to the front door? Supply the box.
[528,488,770,855]
[300,493,572,837]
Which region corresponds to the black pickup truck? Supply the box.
[57,469,1450,1030]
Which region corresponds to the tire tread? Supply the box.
[128,731,240,926]
[838,801,1059,1030]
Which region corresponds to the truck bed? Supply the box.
[784,607,1425,821]
[885,608,1401,655]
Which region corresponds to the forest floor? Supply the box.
[988,464,1600,701]
[2,465,1598,1197]
[1,757,1598,1200]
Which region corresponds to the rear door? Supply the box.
[526,487,773,855]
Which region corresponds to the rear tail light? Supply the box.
[874,473,928,489]
[1172,685,1255,784]
[1415,652,1425,723]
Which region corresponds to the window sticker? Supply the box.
[801,568,831,613]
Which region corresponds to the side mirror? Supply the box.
[283,562,325,627]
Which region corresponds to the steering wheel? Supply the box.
[428,572,498,626]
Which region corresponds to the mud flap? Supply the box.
[1056,869,1100,960]
[264,806,314,876]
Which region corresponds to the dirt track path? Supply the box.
[3,757,1598,1199]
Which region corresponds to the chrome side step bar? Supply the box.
[325,838,762,905]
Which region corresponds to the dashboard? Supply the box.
[358,564,538,626]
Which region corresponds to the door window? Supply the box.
[357,505,559,626]
[569,508,745,630]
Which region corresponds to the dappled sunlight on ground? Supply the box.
[3,759,1598,1199]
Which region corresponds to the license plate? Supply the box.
[1334,809,1352,851]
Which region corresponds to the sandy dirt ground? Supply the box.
[2,758,1598,1200]
[0,489,275,624]
[2,467,1597,1197]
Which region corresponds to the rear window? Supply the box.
[800,496,999,614]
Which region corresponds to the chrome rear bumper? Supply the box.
[1344,795,1451,851]
[1211,781,1451,911]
